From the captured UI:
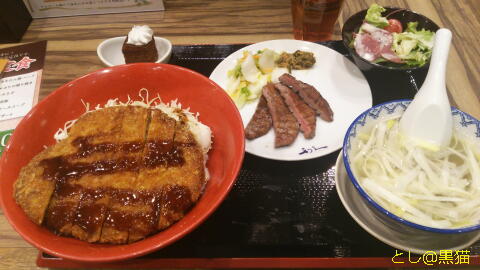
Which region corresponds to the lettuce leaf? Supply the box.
[405,22,435,49]
[392,22,435,66]
[365,4,389,28]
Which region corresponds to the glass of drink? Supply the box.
[291,0,345,41]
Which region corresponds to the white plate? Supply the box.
[97,36,172,67]
[209,39,372,161]
[335,151,480,254]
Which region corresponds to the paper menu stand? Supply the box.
[23,0,165,18]
[0,40,46,154]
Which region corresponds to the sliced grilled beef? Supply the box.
[275,83,316,139]
[245,96,272,140]
[279,73,334,122]
[262,83,299,147]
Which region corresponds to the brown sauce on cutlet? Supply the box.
[41,157,140,183]
[144,141,193,168]
[72,137,144,158]
[162,185,194,224]
[100,186,192,235]
[44,182,85,233]
[45,184,192,237]
[89,188,161,235]
[164,185,193,213]
[40,138,193,183]
[104,209,157,233]
[44,203,75,233]
[76,200,108,234]
[41,136,195,239]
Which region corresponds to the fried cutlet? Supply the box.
[15,107,124,227]
[94,106,150,244]
[137,109,177,234]
[14,104,210,244]
[14,147,59,226]
[138,109,205,230]
[47,107,128,239]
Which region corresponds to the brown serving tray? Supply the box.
[37,41,480,268]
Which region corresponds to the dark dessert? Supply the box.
[122,38,158,63]
[122,25,159,64]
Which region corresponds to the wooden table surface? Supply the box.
[0,0,479,269]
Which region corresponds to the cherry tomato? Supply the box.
[384,19,403,33]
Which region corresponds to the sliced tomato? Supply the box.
[384,19,403,33]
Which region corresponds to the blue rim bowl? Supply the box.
[343,100,480,234]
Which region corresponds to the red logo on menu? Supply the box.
[4,56,36,72]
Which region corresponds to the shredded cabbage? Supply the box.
[351,116,480,229]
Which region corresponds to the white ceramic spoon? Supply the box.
[399,28,453,151]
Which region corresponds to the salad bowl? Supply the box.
[341,6,439,103]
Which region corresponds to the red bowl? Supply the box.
[0,63,245,262]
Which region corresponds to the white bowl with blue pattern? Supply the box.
[341,100,480,252]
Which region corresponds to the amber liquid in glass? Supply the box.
[291,0,344,41]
